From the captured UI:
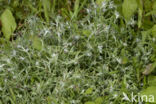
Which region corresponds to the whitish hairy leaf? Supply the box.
[122,0,138,21]
[1,9,17,40]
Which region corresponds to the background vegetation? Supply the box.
[0,0,156,103]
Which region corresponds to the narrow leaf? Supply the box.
[42,0,51,22]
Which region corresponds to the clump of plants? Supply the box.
[0,0,156,103]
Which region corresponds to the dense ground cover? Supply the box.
[0,0,156,104]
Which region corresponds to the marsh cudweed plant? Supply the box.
[0,0,151,103]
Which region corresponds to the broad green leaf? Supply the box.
[1,9,17,40]
[85,88,93,95]
[82,30,91,37]
[84,102,95,104]
[32,36,43,51]
[95,97,103,104]
[141,86,156,103]
[122,0,138,21]
[148,76,156,86]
